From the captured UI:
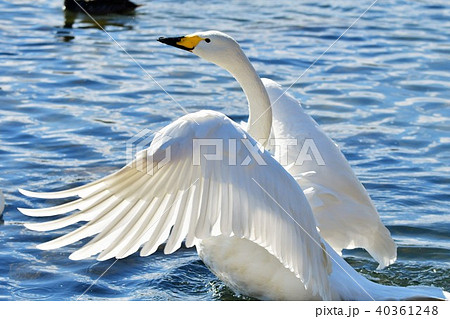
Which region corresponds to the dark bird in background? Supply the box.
[64,0,139,15]
[62,0,139,30]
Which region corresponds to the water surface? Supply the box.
[0,0,449,300]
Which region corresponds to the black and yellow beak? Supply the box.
[158,35,205,52]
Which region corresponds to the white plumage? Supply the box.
[263,79,396,268]
[21,110,331,300]
[19,31,447,300]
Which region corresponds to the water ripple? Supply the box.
[0,0,448,300]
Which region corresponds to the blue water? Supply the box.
[0,0,449,300]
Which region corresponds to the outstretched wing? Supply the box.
[263,79,396,269]
[19,110,331,300]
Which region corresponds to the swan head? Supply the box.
[158,30,273,145]
[158,31,243,70]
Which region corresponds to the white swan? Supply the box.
[19,31,447,300]
[158,31,396,269]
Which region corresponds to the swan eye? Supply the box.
[205,38,211,43]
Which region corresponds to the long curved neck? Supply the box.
[223,50,272,145]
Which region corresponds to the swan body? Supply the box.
[19,31,447,300]
[198,236,446,300]
[159,31,395,268]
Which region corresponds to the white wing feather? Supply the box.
[19,110,331,300]
[263,79,396,269]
